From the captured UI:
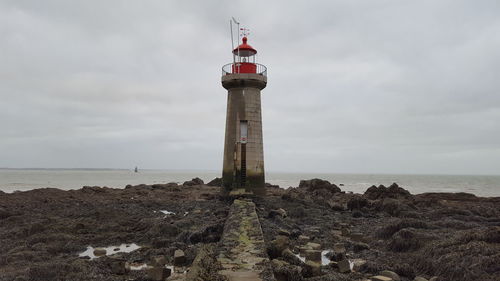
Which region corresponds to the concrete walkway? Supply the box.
[217,199,271,281]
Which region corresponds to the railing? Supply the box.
[222,63,267,77]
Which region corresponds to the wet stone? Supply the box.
[414,277,428,281]
[380,270,401,281]
[338,259,351,273]
[304,250,321,263]
[147,266,171,281]
[370,276,393,281]
[93,248,106,256]
[173,249,186,266]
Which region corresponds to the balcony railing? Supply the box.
[222,63,267,77]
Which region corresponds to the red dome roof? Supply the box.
[233,37,257,57]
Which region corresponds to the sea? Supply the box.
[0,169,499,197]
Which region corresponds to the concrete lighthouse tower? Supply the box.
[221,33,267,196]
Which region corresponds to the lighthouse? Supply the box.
[221,32,267,196]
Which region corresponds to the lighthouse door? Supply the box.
[239,121,248,187]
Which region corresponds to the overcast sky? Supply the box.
[1,0,499,175]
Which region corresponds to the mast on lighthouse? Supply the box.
[221,23,267,195]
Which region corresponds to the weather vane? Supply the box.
[240,27,250,37]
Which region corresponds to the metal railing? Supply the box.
[222,63,267,77]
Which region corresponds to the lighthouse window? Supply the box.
[240,120,248,143]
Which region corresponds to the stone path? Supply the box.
[217,199,271,281]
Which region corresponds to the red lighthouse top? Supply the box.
[233,37,257,57]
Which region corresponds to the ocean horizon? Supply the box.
[1,168,499,197]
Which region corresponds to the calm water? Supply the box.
[0,169,499,197]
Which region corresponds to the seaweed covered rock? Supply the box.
[299,179,341,194]
[207,177,222,187]
[364,183,412,200]
[183,177,204,186]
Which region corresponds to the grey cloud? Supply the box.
[1,0,499,175]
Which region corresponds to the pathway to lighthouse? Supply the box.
[217,199,272,281]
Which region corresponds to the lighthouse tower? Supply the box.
[221,34,267,196]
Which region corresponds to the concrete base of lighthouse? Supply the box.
[221,73,267,196]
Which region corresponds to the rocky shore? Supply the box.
[0,178,499,281]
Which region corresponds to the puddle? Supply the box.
[130,263,148,270]
[296,249,352,267]
[153,210,176,215]
[78,243,141,259]
[321,249,331,265]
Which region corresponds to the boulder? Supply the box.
[350,232,365,242]
[338,259,351,273]
[278,228,291,236]
[429,278,438,281]
[304,250,321,263]
[350,259,367,272]
[207,177,222,187]
[414,277,428,281]
[298,235,310,244]
[183,177,204,186]
[173,249,186,266]
[151,256,167,267]
[305,242,321,250]
[303,261,321,277]
[110,260,127,275]
[93,248,106,257]
[147,266,171,281]
[364,183,411,200]
[268,208,287,218]
[271,259,303,281]
[282,248,304,266]
[370,276,393,281]
[266,182,280,189]
[299,178,341,193]
[268,235,290,259]
[380,270,401,281]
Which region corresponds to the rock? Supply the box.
[183,177,204,186]
[147,266,171,281]
[298,235,310,244]
[271,259,302,281]
[206,177,222,187]
[305,242,321,250]
[338,259,351,273]
[429,277,438,281]
[268,208,287,218]
[266,182,280,188]
[303,261,321,277]
[347,196,369,210]
[304,250,321,263]
[414,277,428,281]
[110,260,127,275]
[268,235,290,259]
[278,228,291,236]
[282,248,304,265]
[93,248,106,256]
[151,256,166,267]
[350,232,365,242]
[370,276,393,281]
[341,227,351,236]
[333,243,346,254]
[173,249,186,266]
[364,183,411,200]
[380,270,401,281]
[298,178,341,193]
[351,259,367,272]
[353,242,370,252]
